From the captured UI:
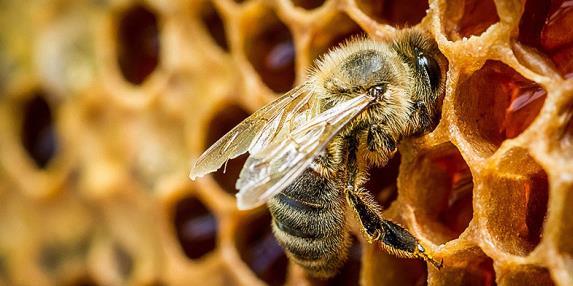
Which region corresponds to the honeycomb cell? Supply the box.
[200,1,229,51]
[291,0,325,10]
[309,13,364,62]
[517,0,551,49]
[173,197,218,260]
[356,0,428,27]
[366,153,400,210]
[116,4,160,85]
[497,265,555,286]
[540,0,573,78]
[406,143,473,242]
[481,148,549,256]
[444,0,499,39]
[455,61,546,156]
[113,244,133,278]
[428,249,495,286]
[21,93,58,169]
[244,11,295,93]
[236,212,287,286]
[206,105,250,194]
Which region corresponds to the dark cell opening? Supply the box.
[366,153,400,210]
[455,61,546,156]
[310,14,365,62]
[518,0,552,50]
[540,0,573,78]
[245,12,295,93]
[445,0,499,39]
[413,144,473,242]
[482,148,549,256]
[237,212,287,286]
[291,0,325,10]
[357,0,428,27]
[117,5,160,85]
[113,244,133,279]
[21,93,57,169]
[174,197,218,260]
[466,257,496,286]
[518,0,573,78]
[200,2,228,51]
[206,105,251,194]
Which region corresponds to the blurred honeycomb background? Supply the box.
[0,0,572,285]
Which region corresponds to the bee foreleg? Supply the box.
[366,124,396,152]
[345,188,443,269]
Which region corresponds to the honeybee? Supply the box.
[190,28,447,278]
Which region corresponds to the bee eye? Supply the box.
[367,85,386,98]
[417,53,441,91]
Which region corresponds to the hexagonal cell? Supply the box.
[356,0,428,27]
[116,4,160,85]
[404,143,473,243]
[366,153,400,210]
[444,0,499,40]
[428,248,495,286]
[518,0,573,78]
[173,196,218,260]
[454,61,546,156]
[200,1,228,52]
[291,0,325,10]
[481,148,549,256]
[244,10,295,93]
[540,0,573,78]
[497,265,555,286]
[235,211,287,286]
[309,13,365,62]
[205,104,250,194]
[20,92,58,169]
[517,0,551,50]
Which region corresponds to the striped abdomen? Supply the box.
[267,169,351,278]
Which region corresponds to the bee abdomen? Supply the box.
[267,169,350,278]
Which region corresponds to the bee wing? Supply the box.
[235,94,373,210]
[189,84,313,180]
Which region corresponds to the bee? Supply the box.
[190,28,447,278]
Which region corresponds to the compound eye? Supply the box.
[417,53,441,91]
[367,84,386,98]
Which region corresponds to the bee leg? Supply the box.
[367,124,396,152]
[345,188,443,269]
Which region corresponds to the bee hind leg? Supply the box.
[345,188,443,269]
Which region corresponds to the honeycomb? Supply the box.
[0,0,572,285]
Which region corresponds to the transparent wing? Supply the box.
[189,84,313,180]
[235,94,374,209]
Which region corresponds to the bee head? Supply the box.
[321,48,394,102]
[391,29,448,135]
